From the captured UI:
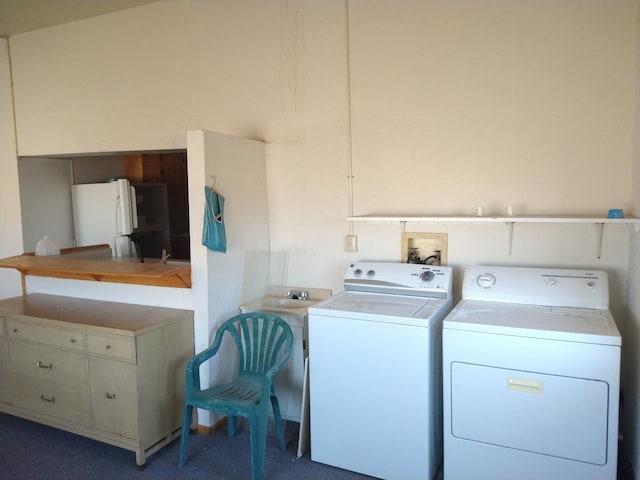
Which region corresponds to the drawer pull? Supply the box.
[105,392,117,400]
[507,377,543,394]
[40,394,56,403]
[105,344,111,350]
[36,361,53,370]
[70,338,76,344]
[13,328,18,333]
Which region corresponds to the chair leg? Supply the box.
[249,411,269,480]
[270,394,287,452]
[178,404,193,468]
[228,414,237,438]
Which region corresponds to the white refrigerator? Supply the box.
[71,179,138,257]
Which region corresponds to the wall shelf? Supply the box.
[347,214,640,227]
[346,214,640,258]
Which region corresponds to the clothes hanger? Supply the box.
[210,175,220,194]
[208,175,223,220]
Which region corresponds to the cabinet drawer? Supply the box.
[0,316,6,337]
[9,343,88,387]
[9,373,91,426]
[87,334,135,362]
[7,319,84,352]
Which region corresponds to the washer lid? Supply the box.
[309,291,450,326]
[443,300,621,345]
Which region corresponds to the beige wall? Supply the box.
[349,1,637,216]
[624,5,640,477]
[628,233,640,479]
[7,1,637,290]
[1,0,640,466]
[0,39,23,298]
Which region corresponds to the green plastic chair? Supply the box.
[178,312,293,480]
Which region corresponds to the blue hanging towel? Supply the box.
[202,186,227,252]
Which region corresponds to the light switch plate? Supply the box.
[345,234,358,252]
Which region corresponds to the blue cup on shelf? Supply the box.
[607,209,624,219]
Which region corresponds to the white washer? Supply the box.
[309,262,453,480]
[443,266,621,480]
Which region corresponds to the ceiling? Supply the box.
[0,0,159,37]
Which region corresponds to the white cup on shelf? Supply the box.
[505,205,514,217]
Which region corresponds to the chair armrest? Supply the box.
[184,335,224,394]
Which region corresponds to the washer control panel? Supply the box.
[344,262,452,298]
[464,265,608,309]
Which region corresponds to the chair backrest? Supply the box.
[218,313,293,378]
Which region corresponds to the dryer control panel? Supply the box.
[344,262,452,299]
[462,265,608,309]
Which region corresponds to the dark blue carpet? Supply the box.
[0,413,376,480]
[3,413,632,480]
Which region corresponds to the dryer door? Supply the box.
[450,362,610,465]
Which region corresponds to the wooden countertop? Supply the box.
[0,293,192,334]
[0,245,191,290]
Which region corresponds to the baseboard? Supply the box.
[196,416,227,435]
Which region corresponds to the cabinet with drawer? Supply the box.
[0,293,194,466]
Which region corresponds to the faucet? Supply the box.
[407,247,420,263]
[287,290,309,300]
[423,250,441,266]
[160,249,172,264]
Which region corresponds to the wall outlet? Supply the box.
[401,232,448,265]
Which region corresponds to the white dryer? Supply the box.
[443,266,621,480]
[309,262,453,480]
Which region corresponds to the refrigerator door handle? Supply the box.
[116,179,135,235]
[130,185,138,230]
[115,195,123,235]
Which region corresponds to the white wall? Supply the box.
[0,39,23,298]
[1,0,640,460]
[18,157,74,252]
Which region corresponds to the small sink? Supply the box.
[260,296,316,310]
[241,287,331,317]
